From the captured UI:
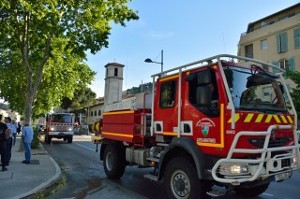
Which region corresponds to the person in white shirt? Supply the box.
[11,119,18,146]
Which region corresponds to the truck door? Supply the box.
[184,69,224,149]
[154,78,178,137]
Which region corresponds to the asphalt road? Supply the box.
[43,135,300,199]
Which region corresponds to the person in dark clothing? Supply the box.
[4,117,13,166]
[0,115,8,171]
[17,122,21,135]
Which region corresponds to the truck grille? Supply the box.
[248,137,291,148]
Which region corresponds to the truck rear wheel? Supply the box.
[234,183,270,197]
[164,157,210,199]
[103,144,126,179]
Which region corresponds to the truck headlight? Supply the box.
[292,156,297,167]
[50,127,55,131]
[68,127,73,131]
[219,163,249,176]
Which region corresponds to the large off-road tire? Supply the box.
[164,157,211,199]
[103,144,126,179]
[67,136,73,143]
[234,183,270,197]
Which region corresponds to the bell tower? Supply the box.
[104,62,124,105]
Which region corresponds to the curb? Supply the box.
[11,143,62,199]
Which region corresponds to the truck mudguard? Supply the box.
[158,137,214,180]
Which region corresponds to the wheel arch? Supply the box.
[158,137,213,181]
[100,139,123,161]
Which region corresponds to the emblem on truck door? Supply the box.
[196,118,216,137]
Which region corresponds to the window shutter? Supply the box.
[281,32,288,52]
[277,34,280,53]
[277,32,288,52]
[288,57,295,71]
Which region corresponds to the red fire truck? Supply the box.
[96,54,300,198]
[45,112,74,144]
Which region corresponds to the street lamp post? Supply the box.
[145,49,164,73]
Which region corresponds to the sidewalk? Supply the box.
[0,136,61,199]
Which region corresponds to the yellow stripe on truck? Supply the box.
[227,113,240,123]
[255,114,264,123]
[244,113,254,123]
[228,113,293,124]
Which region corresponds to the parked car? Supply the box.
[74,125,89,135]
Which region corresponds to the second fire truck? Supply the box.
[45,112,74,144]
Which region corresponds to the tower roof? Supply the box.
[104,62,125,68]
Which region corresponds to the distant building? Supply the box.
[238,3,300,73]
[86,97,104,125]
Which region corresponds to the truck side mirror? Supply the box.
[197,70,211,85]
[196,85,211,106]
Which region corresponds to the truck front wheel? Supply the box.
[164,157,210,199]
[103,144,126,179]
[234,183,270,197]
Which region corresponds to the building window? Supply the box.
[245,44,253,58]
[98,110,101,116]
[263,87,271,97]
[294,27,300,49]
[277,32,288,53]
[160,81,176,108]
[279,59,289,70]
[91,111,93,117]
[262,64,269,71]
[260,39,268,50]
[94,110,97,117]
[114,68,118,76]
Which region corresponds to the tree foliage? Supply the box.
[0,0,138,123]
[61,87,96,111]
[285,70,300,117]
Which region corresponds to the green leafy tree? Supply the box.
[285,71,300,117]
[0,0,138,124]
[61,87,96,111]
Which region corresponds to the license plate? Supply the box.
[275,172,291,182]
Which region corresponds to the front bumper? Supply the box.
[49,131,74,137]
[211,125,300,185]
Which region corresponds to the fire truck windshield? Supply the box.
[51,114,72,123]
[224,66,288,113]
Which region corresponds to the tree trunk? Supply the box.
[23,95,33,125]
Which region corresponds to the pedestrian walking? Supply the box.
[0,115,8,171]
[22,123,34,164]
[17,122,21,135]
[4,117,13,166]
[11,119,18,146]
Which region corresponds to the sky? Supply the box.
[86,0,300,98]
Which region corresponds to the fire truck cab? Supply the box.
[98,54,300,198]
